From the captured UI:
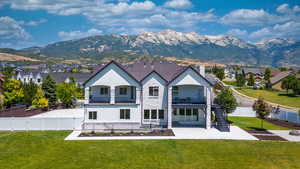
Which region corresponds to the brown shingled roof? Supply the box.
[270,71,292,85]
[84,60,212,86]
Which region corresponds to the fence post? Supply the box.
[73,117,75,130]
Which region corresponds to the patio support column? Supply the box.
[206,87,211,129]
[136,87,140,104]
[84,87,89,104]
[167,86,172,128]
[110,86,115,104]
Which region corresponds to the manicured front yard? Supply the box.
[236,88,300,108]
[1,131,300,169]
[228,116,288,130]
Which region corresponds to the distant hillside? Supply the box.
[0,52,39,62]
[1,30,299,66]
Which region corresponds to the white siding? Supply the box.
[85,105,140,123]
[141,72,168,124]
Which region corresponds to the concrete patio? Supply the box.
[65,126,258,141]
[269,130,300,142]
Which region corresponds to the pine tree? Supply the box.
[247,74,255,86]
[42,75,57,107]
[214,88,238,115]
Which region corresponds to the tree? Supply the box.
[236,74,246,87]
[42,75,57,107]
[281,75,300,95]
[1,66,15,78]
[31,88,48,109]
[264,68,272,81]
[56,82,77,108]
[3,79,24,107]
[252,97,272,129]
[247,74,255,86]
[22,81,38,105]
[214,88,238,115]
[0,93,4,110]
[215,68,225,81]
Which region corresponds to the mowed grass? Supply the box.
[236,88,300,108]
[228,116,288,130]
[1,131,300,169]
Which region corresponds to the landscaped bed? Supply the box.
[1,131,300,169]
[264,118,300,130]
[79,129,174,137]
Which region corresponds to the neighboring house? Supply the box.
[270,71,292,90]
[83,60,215,131]
[15,71,91,88]
[15,70,43,85]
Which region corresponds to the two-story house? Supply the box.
[83,60,217,131]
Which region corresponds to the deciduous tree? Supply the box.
[214,88,238,115]
[252,97,272,129]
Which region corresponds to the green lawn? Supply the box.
[228,116,288,130]
[222,80,237,86]
[236,88,300,108]
[1,131,300,169]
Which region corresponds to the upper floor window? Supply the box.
[37,78,41,83]
[119,87,127,95]
[120,109,130,120]
[172,86,179,96]
[149,86,159,96]
[100,87,109,95]
[88,111,97,120]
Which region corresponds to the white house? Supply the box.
[83,60,226,131]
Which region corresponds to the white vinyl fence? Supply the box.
[0,117,83,131]
[270,110,300,125]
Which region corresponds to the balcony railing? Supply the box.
[115,97,136,103]
[89,96,110,103]
[172,97,205,104]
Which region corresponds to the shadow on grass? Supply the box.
[278,93,298,97]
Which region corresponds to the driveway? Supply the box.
[30,108,84,118]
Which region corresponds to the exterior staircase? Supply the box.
[212,105,230,132]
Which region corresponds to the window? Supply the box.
[172,86,179,96]
[159,110,164,119]
[119,87,127,95]
[186,109,192,116]
[179,109,185,116]
[88,111,97,120]
[172,109,177,116]
[144,110,150,119]
[120,109,130,119]
[149,86,159,96]
[37,78,41,83]
[151,109,157,119]
[192,109,198,116]
[100,87,109,95]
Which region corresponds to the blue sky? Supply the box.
[0,0,299,49]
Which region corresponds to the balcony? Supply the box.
[89,96,110,104]
[172,97,206,104]
[172,85,205,105]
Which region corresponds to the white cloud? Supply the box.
[250,21,300,40]
[18,18,47,26]
[226,29,248,37]
[3,0,215,34]
[58,28,102,40]
[164,0,192,9]
[220,9,287,26]
[0,16,31,48]
[277,3,300,14]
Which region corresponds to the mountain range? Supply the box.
[1,29,299,66]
